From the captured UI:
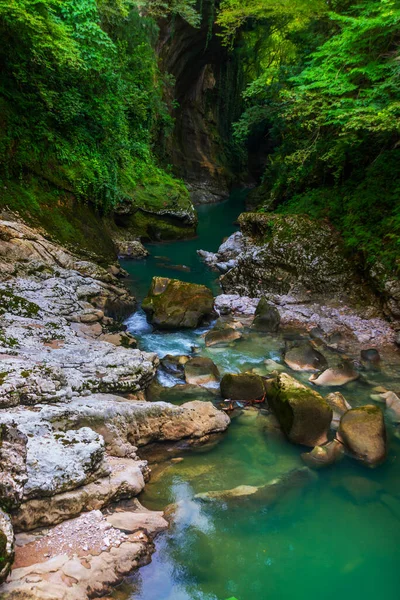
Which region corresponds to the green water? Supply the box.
[116,191,400,600]
[120,188,247,300]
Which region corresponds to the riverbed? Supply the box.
[116,191,400,600]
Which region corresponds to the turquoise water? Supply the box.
[115,191,400,600]
[120,188,247,299]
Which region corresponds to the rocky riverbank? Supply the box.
[0,218,230,599]
[199,212,399,349]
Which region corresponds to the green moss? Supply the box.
[0,290,39,318]
[0,177,116,265]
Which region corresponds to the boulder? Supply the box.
[301,440,344,469]
[23,427,108,500]
[284,342,328,372]
[220,373,266,402]
[205,327,242,347]
[337,405,387,467]
[360,348,380,367]
[251,297,280,332]
[196,467,317,504]
[12,457,147,532]
[221,213,356,298]
[309,361,359,387]
[160,354,190,380]
[184,357,220,386]
[266,373,332,447]
[115,240,149,260]
[0,509,14,584]
[142,277,214,329]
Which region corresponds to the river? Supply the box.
[114,190,400,600]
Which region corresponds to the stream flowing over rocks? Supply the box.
[0,219,230,599]
[1,205,400,600]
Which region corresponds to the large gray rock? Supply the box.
[23,426,107,499]
[251,297,280,333]
[221,213,358,298]
[12,457,147,532]
[0,396,230,460]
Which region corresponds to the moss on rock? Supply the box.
[143,277,214,329]
[220,373,266,402]
[267,373,332,447]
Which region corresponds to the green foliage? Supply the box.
[227,0,400,273]
[0,0,191,213]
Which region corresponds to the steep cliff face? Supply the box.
[158,7,243,204]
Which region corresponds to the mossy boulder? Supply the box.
[337,405,387,467]
[251,297,280,333]
[220,373,266,402]
[184,357,220,386]
[221,213,357,298]
[0,510,14,583]
[142,277,214,329]
[266,373,332,447]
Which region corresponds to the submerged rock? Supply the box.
[336,475,383,504]
[220,373,266,402]
[284,342,328,373]
[251,297,280,333]
[0,509,14,584]
[266,373,332,447]
[196,466,317,504]
[142,277,214,329]
[301,440,345,469]
[309,361,359,387]
[205,327,242,347]
[184,357,220,386]
[337,405,387,467]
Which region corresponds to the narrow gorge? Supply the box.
[0,2,399,600]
